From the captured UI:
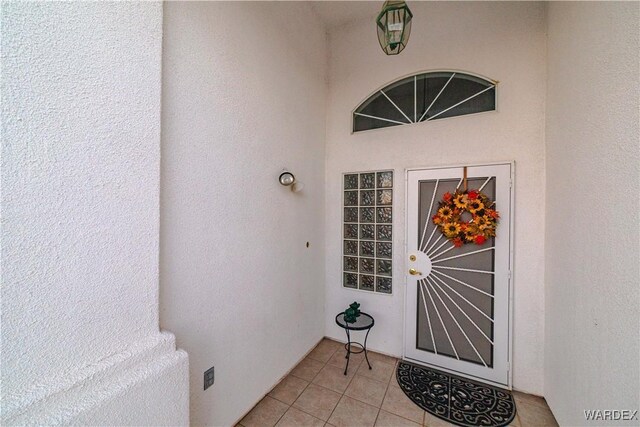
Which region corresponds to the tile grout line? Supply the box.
[322,341,386,425]
[240,336,328,426]
[290,342,361,424]
[371,369,393,427]
[271,397,289,427]
[261,341,412,427]
[343,374,390,408]
[324,351,361,425]
[377,366,394,426]
[383,360,428,426]
[274,341,341,426]
[320,344,345,424]
[290,345,336,423]
[270,350,548,427]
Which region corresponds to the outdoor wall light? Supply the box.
[279,170,304,193]
[376,0,413,55]
[279,171,295,186]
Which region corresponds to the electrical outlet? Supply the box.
[204,366,215,390]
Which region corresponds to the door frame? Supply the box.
[402,161,515,389]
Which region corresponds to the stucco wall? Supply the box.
[160,2,328,426]
[1,2,188,424]
[544,2,640,425]
[324,1,547,395]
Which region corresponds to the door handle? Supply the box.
[409,268,422,276]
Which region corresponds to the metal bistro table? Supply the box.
[335,312,374,375]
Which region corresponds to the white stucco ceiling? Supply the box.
[310,1,379,28]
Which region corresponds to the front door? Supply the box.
[404,163,513,388]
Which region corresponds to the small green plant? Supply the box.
[344,302,361,323]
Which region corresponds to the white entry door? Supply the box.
[404,163,513,388]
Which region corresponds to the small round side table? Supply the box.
[335,312,374,375]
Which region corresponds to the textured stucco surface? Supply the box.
[1,2,188,424]
[4,1,638,425]
[4,333,189,426]
[160,2,328,426]
[324,1,547,395]
[544,2,640,425]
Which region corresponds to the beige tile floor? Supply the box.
[239,339,558,427]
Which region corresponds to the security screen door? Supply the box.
[405,164,512,387]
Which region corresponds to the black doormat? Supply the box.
[396,361,516,427]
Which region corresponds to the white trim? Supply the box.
[406,160,514,172]
[354,112,407,126]
[478,176,493,192]
[352,109,497,135]
[432,265,495,275]
[425,85,496,122]
[351,69,498,113]
[431,269,494,298]
[404,162,514,389]
[430,244,456,261]
[427,276,488,367]
[422,280,459,360]
[427,238,449,258]
[425,234,443,255]
[431,246,495,264]
[351,69,498,134]
[419,281,438,354]
[431,278,494,344]
[380,89,413,123]
[430,271,494,322]
[413,75,417,123]
[419,179,439,250]
[418,72,455,122]
[507,162,515,389]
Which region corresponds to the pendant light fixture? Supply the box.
[376,0,413,55]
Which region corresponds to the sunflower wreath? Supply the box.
[432,189,500,247]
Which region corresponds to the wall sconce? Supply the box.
[279,170,304,193]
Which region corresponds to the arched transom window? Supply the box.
[353,71,497,133]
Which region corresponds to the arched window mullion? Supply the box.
[425,85,496,122]
[354,112,407,126]
[380,89,413,124]
[353,71,497,133]
[419,72,456,122]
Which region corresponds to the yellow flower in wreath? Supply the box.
[464,224,480,241]
[438,206,454,220]
[474,215,490,230]
[443,222,461,238]
[453,193,468,209]
[468,199,485,214]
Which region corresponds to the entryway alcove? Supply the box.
[3,2,638,426]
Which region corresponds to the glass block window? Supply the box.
[353,72,497,132]
[343,171,393,294]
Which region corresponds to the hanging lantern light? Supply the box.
[376,0,413,55]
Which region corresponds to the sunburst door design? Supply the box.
[405,164,512,387]
[353,72,497,133]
